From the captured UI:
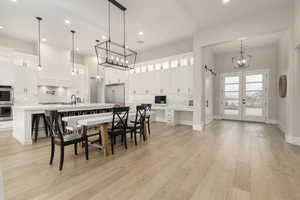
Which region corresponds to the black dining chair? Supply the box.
[128,105,146,145]
[141,104,152,135]
[45,110,88,171]
[108,106,129,154]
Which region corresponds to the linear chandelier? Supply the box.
[36,17,43,71]
[232,40,252,69]
[95,0,137,70]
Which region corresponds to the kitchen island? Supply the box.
[12,103,114,145]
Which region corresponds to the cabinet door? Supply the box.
[155,70,170,95]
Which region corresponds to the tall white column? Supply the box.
[286,47,300,145]
[192,37,206,131]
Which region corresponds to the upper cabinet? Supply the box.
[127,53,194,97]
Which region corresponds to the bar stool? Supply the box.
[32,113,49,142]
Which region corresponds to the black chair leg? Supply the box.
[130,130,133,139]
[59,145,64,171]
[74,142,78,155]
[42,115,49,137]
[134,130,137,145]
[49,139,55,165]
[123,133,127,149]
[111,136,114,154]
[147,120,150,135]
[85,137,89,160]
[34,117,40,143]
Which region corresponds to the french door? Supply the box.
[221,70,268,122]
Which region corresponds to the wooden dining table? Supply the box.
[62,112,149,157]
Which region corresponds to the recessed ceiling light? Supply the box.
[0,26,4,29]
[223,0,230,4]
[138,31,144,36]
[76,48,79,51]
[10,0,17,2]
[42,38,47,42]
[102,35,107,40]
[64,20,71,24]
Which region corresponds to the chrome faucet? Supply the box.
[71,94,77,105]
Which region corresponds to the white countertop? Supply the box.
[12,103,115,112]
[152,105,194,112]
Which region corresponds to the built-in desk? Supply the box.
[152,105,194,126]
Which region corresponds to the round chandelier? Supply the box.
[232,40,252,69]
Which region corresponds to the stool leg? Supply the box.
[34,116,40,142]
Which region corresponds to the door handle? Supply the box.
[206,100,209,108]
[242,98,246,105]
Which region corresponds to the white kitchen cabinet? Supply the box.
[154,70,170,95]
[170,66,193,96]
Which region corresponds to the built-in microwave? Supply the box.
[0,86,13,105]
[155,96,167,105]
[0,105,12,121]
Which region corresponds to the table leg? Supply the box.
[100,123,109,156]
[144,121,148,141]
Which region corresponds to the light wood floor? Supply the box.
[1,121,300,200]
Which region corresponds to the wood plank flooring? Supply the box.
[1,121,300,200]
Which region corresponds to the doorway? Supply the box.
[220,70,268,122]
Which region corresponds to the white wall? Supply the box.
[0,33,36,55]
[277,31,293,133]
[213,44,278,121]
[137,38,193,63]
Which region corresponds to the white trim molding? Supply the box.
[193,123,204,131]
[266,119,278,125]
[285,135,300,146]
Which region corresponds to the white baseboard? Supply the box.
[214,115,222,120]
[285,135,300,146]
[266,119,278,125]
[193,123,204,131]
[177,120,193,126]
[278,123,287,134]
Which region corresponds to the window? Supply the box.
[148,64,154,72]
[141,65,147,73]
[171,60,178,68]
[180,58,188,67]
[190,57,194,65]
[155,63,162,70]
[135,67,140,73]
[162,62,169,70]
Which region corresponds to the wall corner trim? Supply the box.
[285,135,300,146]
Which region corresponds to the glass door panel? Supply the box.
[242,72,266,121]
[222,73,242,120]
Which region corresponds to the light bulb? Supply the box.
[71,70,75,76]
[37,66,42,71]
[96,75,100,80]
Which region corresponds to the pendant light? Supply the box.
[36,17,43,71]
[232,40,252,69]
[71,30,76,76]
[95,0,137,70]
[96,40,101,80]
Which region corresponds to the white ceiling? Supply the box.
[0,0,291,56]
[210,32,284,54]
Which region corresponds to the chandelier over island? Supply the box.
[95,0,137,71]
[232,40,252,69]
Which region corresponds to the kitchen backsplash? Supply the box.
[38,86,70,103]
